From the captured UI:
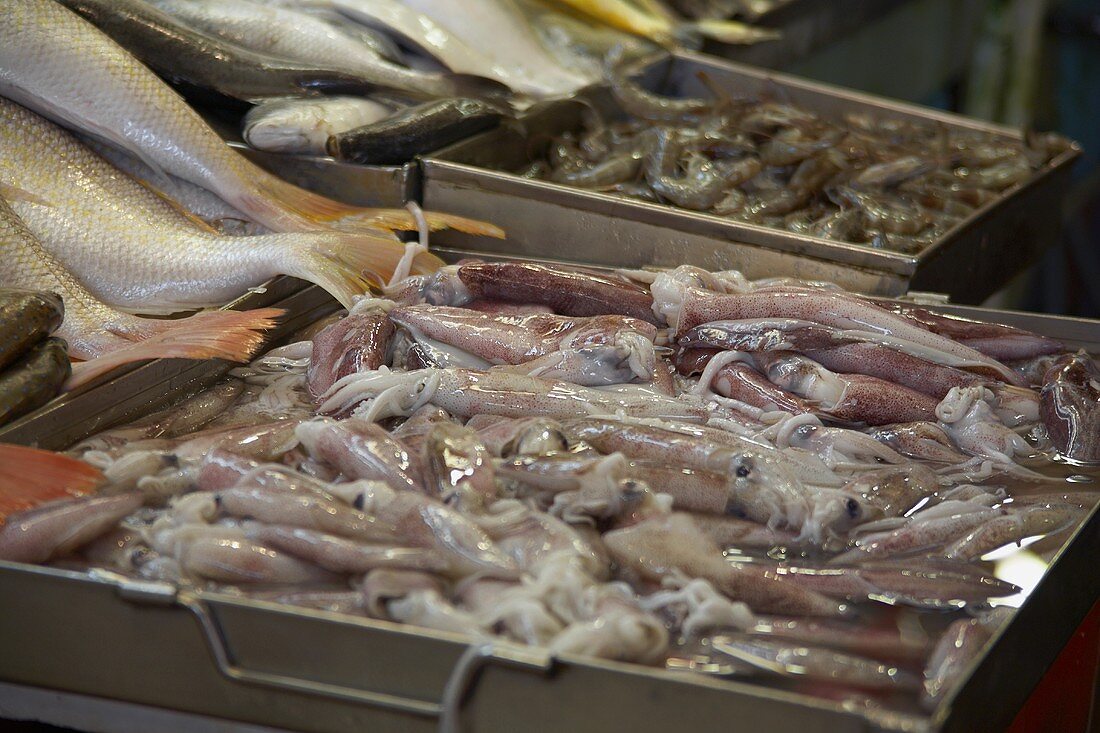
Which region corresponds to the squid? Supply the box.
[318,368,720,424]
[603,513,848,617]
[1040,351,1100,462]
[652,276,1023,385]
[307,298,395,400]
[755,351,941,426]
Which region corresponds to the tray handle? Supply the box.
[172,591,554,729]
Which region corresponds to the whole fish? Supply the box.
[0,98,427,313]
[327,98,507,165]
[0,191,281,387]
[58,0,380,102]
[0,0,494,239]
[0,337,69,423]
[332,0,564,98]
[243,96,395,155]
[150,0,510,100]
[0,288,63,370]
[392,0,591,97]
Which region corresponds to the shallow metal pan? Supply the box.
[0,287,1096,733]
[234,144,417,210]
[421,51,1080,301]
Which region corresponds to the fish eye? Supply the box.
[736,465,751,478]
[845,498,861,518]
[353,493,366,510]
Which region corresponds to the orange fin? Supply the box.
[251,174,369,228]
[337,208,507,238]
[66,308,283,390]
[238,169,505,240]
[138,180,222,234]
[0,445,104,523]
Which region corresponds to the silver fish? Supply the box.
[0,0,486,239]
[333,0,586,97]
[243,96,395,155]
[0,98,412,312]
[0,191,278,385]
[151,0,509,100]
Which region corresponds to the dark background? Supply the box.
[713,0,1100,319]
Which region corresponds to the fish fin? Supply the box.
[240,162,506,236]
[337,208,506,239]
[280,232,444,308]
[0,182,52,207]
[248,173,375,229]
[691,19,782,45]
[65,308,284,390]
[134,179,222,235]
[243,170,505,239]
[0,445,104,523]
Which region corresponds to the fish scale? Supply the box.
[0,192,152,359]
[0,0,486,239]
[0,97,405,315]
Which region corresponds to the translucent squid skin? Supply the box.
[456,262,661,325]
[307,304,395,400]
[1040,352,1100,462]
[15,256,1097,694]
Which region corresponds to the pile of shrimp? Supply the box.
[527,54,1071,254]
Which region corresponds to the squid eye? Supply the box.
[352,493,366,510]
[845,498,861,519]
[735,465,751,478]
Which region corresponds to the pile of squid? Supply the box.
[531,54,1072,254]
[1,260,1096,715]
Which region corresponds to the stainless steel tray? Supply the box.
[0,278,340,451]
[0,290,1097,732]
[421,51,1081,301]
[233,144,417,210]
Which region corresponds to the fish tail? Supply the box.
[691,19,782,45]
[236,172,367,232]
[281,232,445,308]
[240,172,504,239]
[0,445,104,523]
[66,308,284,391]
[344,208,506,239]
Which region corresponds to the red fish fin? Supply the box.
[0,445,104,522]
[65,308,283,390]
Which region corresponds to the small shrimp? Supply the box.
[834,186,931,235]
[550,151,642,188]
[604,48,710,123]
